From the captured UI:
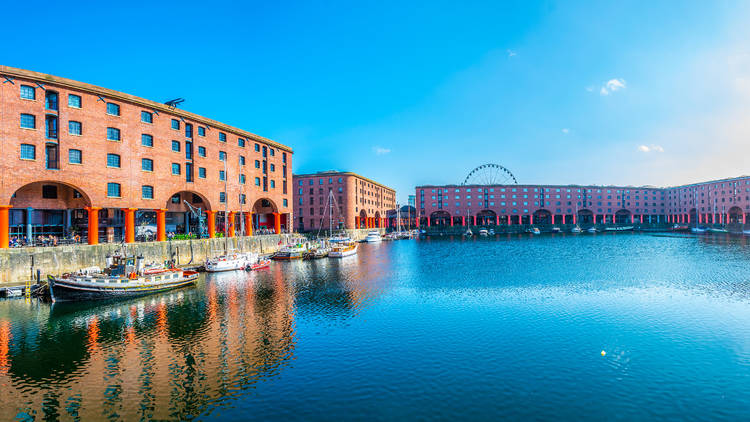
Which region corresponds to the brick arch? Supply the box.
[164,190,212,212]
[252,198,278,214]
[8,180,92,209]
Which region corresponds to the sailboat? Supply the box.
[690,190,707,233]
[464,209,473,236]
[205,159,258,271]
[571,203,582,233]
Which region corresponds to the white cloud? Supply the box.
[507,49,517,57]
[638,144,664,153]
[373,146,391,155]
[599,78,627,95]
[561,128,570,134]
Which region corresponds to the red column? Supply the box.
[245,213,253,236]
[530,215,534,225]
[563,215,567,225]
[273,212,281,234]
[228,211,236,237]
[355,216,360,228]
[427,217,431,227]
[461,216,465,226]
[593,214,597,224]
[640,215,644,224]
[744,214,747,225]
[415,217,420,228]
[630,215,634,224]
[86,207,102,245]
[496,215,500,225]
[206,210,216,238]
[507,215,510,225]
[122,208,137,243]
[450,217,454,226]
[0,206,10,249]
[156,209,167,241]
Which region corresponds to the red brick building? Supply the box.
[293,171,396,231]
[0,66,292,247]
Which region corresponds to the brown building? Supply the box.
[0,66,292,247]
[293,171,396,231]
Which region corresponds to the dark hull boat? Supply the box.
[48,272,199,302]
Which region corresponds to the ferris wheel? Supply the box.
[462,164,517,186]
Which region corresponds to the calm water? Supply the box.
[4,233,750,421]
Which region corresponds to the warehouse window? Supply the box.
[106,103,120,116]
[107,183,121,197]
[20,85,35,100]
[107,153,121,168]
[69,149,82,164]
[20,144,36,160]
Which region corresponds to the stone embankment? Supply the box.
[0,229,383,284]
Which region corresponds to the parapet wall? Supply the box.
[0,229,382,284]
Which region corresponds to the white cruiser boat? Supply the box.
[571,226,582,233]
[478,228,489,236]
[329,240,358,257]
[205,252,258,272]
[365,230,383,243]
[527,227,541,235]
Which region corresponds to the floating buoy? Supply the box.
[601,350,606,356]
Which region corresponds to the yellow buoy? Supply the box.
[601,350,606,356]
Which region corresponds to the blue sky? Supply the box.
[2,1,749,202]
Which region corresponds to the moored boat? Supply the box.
[571,226,582,233]
[329,240,358,257]
[365,230,383,243]
[526,227,541,235]
[478,228,489,236]
[273,243,307,260]
[587,227,598,233]
[247,259,271,270]
[604,226,634,232]
[205,252,257,272]
[48,254,198,303]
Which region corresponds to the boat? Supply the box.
[365,230,383,243]
[691,227,707,233]
[465,228,473,236]
[708,227,728,233]
[247,259,271,270]
[571,226,582,233]
[47,253,198,302]
[587,227,597,233]
[551,227,562,233]
[604,226,634,232]
[488,229,495,235]
[478,228,488,236]
[672,224,689,231]
[743,229,750,236]
[273,243,307,260]
[329,240,358,257]
[205,252,257,272]
[526,227,541,235]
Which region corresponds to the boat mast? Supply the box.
[223,158,228,254]
[329,190,333,238]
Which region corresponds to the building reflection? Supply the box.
[0,271,297,420]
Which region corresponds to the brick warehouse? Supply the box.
[0,65,292,248]
[293,171,396,231]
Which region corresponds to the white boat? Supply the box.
[273,243,307,260]
[743,230,750,236]
[329,240,358,257]
[604,226,634,232]
[691,227,707,233]
[527,227,541,235]
[465,229,473,236]
[488,229,495,235]
[478,228,488,236]
[365,230,383,243]
[205,252,258,272]
[587,227,597,233]
[551,227,562,233]
[571,226,582,233]
[708,227,728,233]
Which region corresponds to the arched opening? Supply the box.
[615,209,632,225]
[252,198,281,234]
[374,211,382,228]
[9,181,91,244]
[476,209,497,226]
[577,209,594,225]
[688,208,698,226]
[359,210,367,229]
[430,210,451,226]
[532,209,552,225]
[728,206,744,224]
[164,191,212,236]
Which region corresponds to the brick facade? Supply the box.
[293,171,396,231]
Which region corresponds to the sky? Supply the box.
[2,1,750,202]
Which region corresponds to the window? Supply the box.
[106,102,120,116]
[283,152,287,163]
[141,134,153,147]
[45,92,58,110]
[69,149,82,164]
[20,114,35,129]
[239,155,245,165]
[172,163,181,175]
[142,185,154,199]
[141,158,153,171]
[69,121,82,135]
[20,144,35,160]
[219,132,226,142]
[254,143,260,152]
[198,126,206,136]
[270,164,275,172]
[255,177,260,186]
[219,151,226,161]
[104,183,121,198]
[107,127,121,141]
[199,167,206,178]
[219,170,226,181]
[198,146,206,157]
[20,85,35,100]
[220,192,226,203]
[141,111,153,123]
[42,185,58,199]
[107,153,121,168]
[254,160,260,168]
[238,138,245,147]
[171,119,180,130]
[185,123,193,138]
[171,140,181,152]
[270,180,276,188]
[269,148,275,156]
[239,174,246,184]
[68,94,81,108]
